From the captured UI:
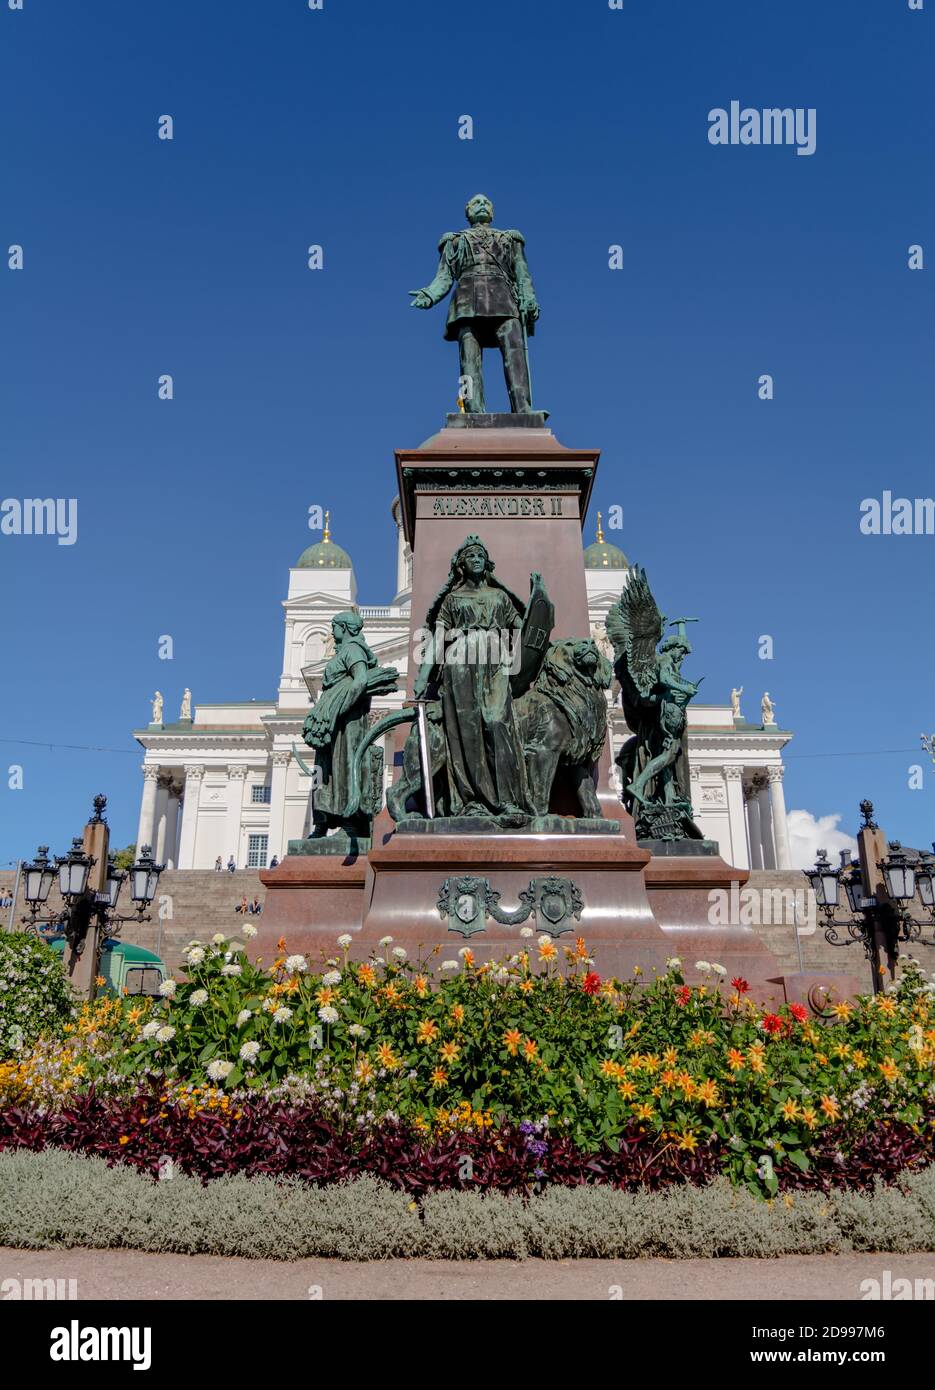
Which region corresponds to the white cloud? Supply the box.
[787,809,857,870]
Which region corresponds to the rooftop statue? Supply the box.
[410,194,540,414]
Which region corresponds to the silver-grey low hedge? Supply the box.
[1,1150,934,1261]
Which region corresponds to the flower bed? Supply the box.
[1,929,934,1196]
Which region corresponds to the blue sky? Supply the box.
[1,0,933,864]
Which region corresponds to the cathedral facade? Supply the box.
[134,506,793,872]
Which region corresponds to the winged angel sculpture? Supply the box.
[605,567,705,842]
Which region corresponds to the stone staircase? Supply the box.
[0,868,266,974]
[0,866,880,989]
[743,870,861,976]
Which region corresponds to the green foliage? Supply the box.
[0,933,75,1061]
[110,845,136,872]
[2,1148,934,1261]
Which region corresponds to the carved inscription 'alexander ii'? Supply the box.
[431,495,565,518]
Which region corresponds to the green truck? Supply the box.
[45,935,168,997]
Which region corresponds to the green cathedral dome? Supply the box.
[295,513,352,569]
[583,514,628,570]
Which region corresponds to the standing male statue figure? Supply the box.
[410,194,540,413]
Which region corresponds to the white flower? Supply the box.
[392,947,407,960]
[239,1040,261,1062]
[322,969,342,986]
[236,1009,253,1026]
[318,1005,339,1024]
[520,927,534,938]
[285,954,307,974]
[155,1025,176,1043]
[457,946,472,958]
[665,957,681,970]
[158,979,177,997]
[538,934,552,947]
[141,1021,161,1039]
[348,1023,366,1038]
[337,933,352,947]
[186,947,205,966]
[378,935,394,947]
[695,960,712,974]
[190,989,209,1006]
[441,960,459,972]
[241,923,257,939]
[206,1059,234,1082]
[710,962,727,976]
[273,1006,293,1024]
[212,933,226,945]
[221,963,242,977]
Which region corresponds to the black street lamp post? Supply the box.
[804,802,935,994]
[20,796,164,994]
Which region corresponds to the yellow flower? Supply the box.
[439,1041,460,1064]
[450,1003,466,1024]
[617,1081,637,1100]
[800,1106,818,1130]
[878,1057,899,1083]
[663,1046,678,1066]
[632,1102,654,1120]
[538,942,557,962]
[676,1132,699,1153]
[118,1135,130,1145]
[819,1095,841,1121]
[522,1038,539,1062]
[852,1049,867,1069]
[875,995,897,1017]
[355,1057,375,1084]
[779,1098,800,1121]
[519,979,535,994]
[358,964,377,987]
[727,1048,746,1072]
[413,975,429,998]
[416,1019,439,1045]
[599,1059,625,1080]
[696,1079,720,1108]
[376,1042,400,1071]
[502,1029,522,1056]
[430,1067,448,1088]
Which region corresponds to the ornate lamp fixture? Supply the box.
[21,801,164,951]
[804,803,935,993]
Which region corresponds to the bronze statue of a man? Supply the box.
[410,194,540,413]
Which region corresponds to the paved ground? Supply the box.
[2,1247,933,1300]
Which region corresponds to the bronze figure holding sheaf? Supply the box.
[410,194,540,413]
[301,610,398,841]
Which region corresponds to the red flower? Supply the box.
[675,985,691,1006]
[731,976,749,994]
[582,972,601,996]
[762,1012,785,1034]
[788,1002,808,1023]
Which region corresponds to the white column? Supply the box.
[224,765,248,866]
[269,751,290,862]
[768,766,792,869]
[163,783,182,869]
[757,783,776,869]
[176,766,204,869]
[136,765,160,851]
[745,784,764,870]
[153,776,171,863]
[724,766,749,870]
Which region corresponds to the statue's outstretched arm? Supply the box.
[410,237,455,308]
